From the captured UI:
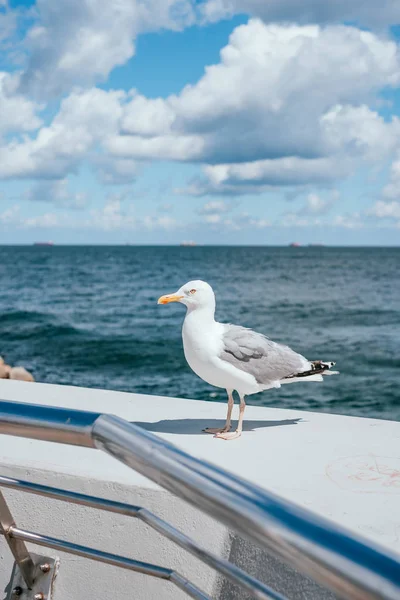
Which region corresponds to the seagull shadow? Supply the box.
[133,418,303,435]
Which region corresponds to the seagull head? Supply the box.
[158,280,215,310]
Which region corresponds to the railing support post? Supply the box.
[0,490,36,589]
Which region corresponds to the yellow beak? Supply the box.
[157,293,184,305]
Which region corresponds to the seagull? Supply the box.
[158,280,337,440]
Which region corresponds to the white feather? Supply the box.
[280,374,324,384]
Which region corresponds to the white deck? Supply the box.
[0,380,399,600]
[0,379,399,553]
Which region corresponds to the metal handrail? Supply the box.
[9,526,210,600]
[0,475,281,600]
[0,399,400,600]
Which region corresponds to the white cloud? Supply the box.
[142,215,177,229]
[280,213,318,228]
[201,0,400,30]
[173,23,399,133]
[280,211,365,229]
[23,212,60,228]
[2,16,400,206]
[330,213,364,229]
[120,93,176,136]
[367,200,400,220]
[204,213,221,224]
[198,200,235,214]
[0,204,66,229]
[18,0,199,98]
[0,87,124,179]
[200,210,270,229]
[0,198,178,232]
[89,195,177,231]
[25,179,88,209]
[0,204,20,225]
[321,104,400,160]
[89,197,134,231]
[198,200,238,226]
[303,193,331,214]
[94,156,138,185]
[198,157,347,193]
[279,203,400,230]
[284,191,339,219]
[282,193,338,226]
[370,153,400,227]
[382,154,400,200]
[0,72,42,136]
[104,21,400,193]
[225,213,270,230]
[106,130,204,161]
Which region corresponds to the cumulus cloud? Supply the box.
[0,87,124,179]
[280,211,365,229]
[18,0,199,98]
[107,129,204,162]
[2,14,400,207]
[368,152,400,227]
[188,157,348,195]
[142,214,177,229]
[382,154,400,200]
[204,213,221,224]
[23,212,60,228]
[89,197,134,231]
[197,199,239,226]
[329,213,365,229]
[0,204,64,229]
[196,204,269,229]
[203,212,271,230]
[89,194,178,231]
[367,200,400,220]
[25,179,88,209]
[201,0,400,30]
[228,213,270,229]
[302,193,332,215]
[0,72,42,136]
[0,204,20,225]
[0,198,178,232]
[105,21,400,193]
[286,191,339,215]
[281,191,339,229]
[205,212,270,228]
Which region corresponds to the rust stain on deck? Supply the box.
[326,455,400,494]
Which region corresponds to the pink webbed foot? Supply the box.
[203,426,231,434]
[214,430,242,440]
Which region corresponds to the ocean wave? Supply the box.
[0,246,399,421]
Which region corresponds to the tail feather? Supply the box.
[284,360,339,381]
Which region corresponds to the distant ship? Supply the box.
[180,241,197,246]
[33,241,54,246]
[289,242,301,247]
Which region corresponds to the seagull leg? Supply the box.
[203,390,233,434]
[215,395,246,440]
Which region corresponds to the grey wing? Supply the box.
[220,324,310,384]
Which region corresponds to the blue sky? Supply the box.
[1,0,400,244]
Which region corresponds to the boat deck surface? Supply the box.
[0,379,399,555]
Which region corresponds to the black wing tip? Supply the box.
[285,360,336,379]
[312,360,336,369]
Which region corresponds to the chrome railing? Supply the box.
[0,399,399,600]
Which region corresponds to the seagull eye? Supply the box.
[189,289,197,295]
